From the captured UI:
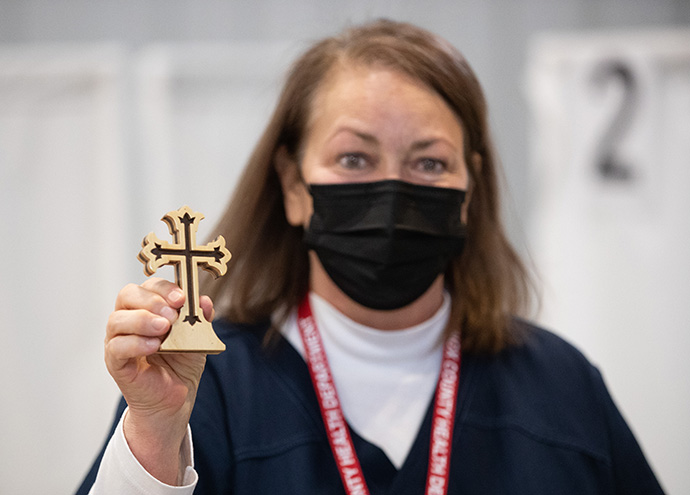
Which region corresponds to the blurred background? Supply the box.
[0,1,688,493]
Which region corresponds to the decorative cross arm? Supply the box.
[138,205,231,354]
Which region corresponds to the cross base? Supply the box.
[158,319,226,355]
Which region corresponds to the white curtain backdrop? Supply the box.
[526,29,690,495]
[0,42,295,495]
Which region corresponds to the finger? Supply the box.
[141,278,186,309]
[115,283,181,321]
[106,309,172,340]
[199,295,215,322]
[105,334,161,373]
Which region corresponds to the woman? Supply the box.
[77,20,664,494]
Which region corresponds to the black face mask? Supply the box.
[304,180,467,310]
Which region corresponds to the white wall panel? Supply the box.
[527,29,690,494]
[133,42,300,229]
[0,45,129,494]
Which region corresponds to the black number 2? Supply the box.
[591,60,637,182]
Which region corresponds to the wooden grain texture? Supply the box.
[138,205,231,354]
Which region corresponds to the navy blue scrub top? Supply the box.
[77,319,665,494]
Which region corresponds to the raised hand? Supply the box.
[104,277,215,484]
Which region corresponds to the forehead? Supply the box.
[306,62,464,134]
[314,61,434,103]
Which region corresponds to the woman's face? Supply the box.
[280,64,471,227]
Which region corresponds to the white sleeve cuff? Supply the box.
[89,408,198,494]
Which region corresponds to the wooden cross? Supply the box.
[138,205,231,354]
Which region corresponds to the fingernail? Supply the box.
[145,338,160,349]
[160,306,177,323]
[169,289,184,304]
[153,317,169,331]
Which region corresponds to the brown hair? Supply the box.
[202,19,533,354]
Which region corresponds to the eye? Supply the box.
[415,157,447,175]
[337,153,368,170]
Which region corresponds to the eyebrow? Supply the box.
[410,139,446,151]
[331,127,378,144]
[332,127,457,151]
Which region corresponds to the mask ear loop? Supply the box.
[294,159,313,195]
[292,156,316,230]
[460,150,481,225]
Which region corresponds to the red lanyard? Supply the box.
[297,296,461,495]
